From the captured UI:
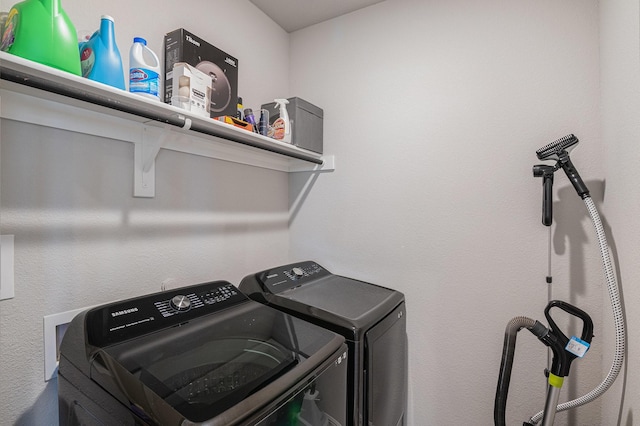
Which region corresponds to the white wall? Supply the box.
[2,0,637,425]
[600,0,640,424]
[0,0,292,424]
[289,0,610,424]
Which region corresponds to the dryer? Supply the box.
[58,280,348,425]
[239,261,407,426]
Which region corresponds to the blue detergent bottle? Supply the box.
[79,15,125,89]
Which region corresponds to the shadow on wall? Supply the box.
[2,206,289,247]
[552,179,606,299]
[553,179,629,426]
[15,378,58,426]
[288,170,321,225]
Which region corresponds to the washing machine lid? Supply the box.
[280,275,397,320]
[242,261,405,331]
[65,281,344,425]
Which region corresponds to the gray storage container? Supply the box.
[262,97,323,154]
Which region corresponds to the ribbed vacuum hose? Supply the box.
[528,196,626,424]
[495,316,538,426]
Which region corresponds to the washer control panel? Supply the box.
[87,281,246,347]
[152,284,241,318]
[257,261,330,294]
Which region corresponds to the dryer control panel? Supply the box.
[255,261,331,294]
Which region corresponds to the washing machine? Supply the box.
[58,280,348,425]
[239,261,407,426]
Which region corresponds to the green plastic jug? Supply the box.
[0,0,81,75]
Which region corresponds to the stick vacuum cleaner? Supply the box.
[494,135,626,425]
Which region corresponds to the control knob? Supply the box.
[170,295,191,312]
[292,267,305,278]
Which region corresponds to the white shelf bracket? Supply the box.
[134,125,166,198]
[289,155,335,173]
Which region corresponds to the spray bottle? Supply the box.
[272,98,291,143]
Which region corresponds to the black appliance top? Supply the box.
[59,280,345,425]
[239,261,405,338]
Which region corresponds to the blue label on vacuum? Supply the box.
[566,336,590,358]
[129,68,159,96]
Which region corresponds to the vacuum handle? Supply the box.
[544,300,594,345]
[542,300,594,378]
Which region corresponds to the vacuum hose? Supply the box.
[524,134,626,424]
[494,316,546,426]
[526,196,625,424]
[496,135,625,425]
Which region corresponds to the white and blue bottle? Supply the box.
[129,37,161,100]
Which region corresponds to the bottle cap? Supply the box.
[133,37,147,45]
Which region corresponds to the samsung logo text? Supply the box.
[112,307,139,317]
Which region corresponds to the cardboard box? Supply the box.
[164,28,238,117]
[261,97,324,154]
[171,63,212,119]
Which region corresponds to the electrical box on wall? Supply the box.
[43,307,92,380]
[1,235,15,300]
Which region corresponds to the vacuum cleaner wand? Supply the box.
[500,133,626,425]
[533,165,555,226]
[535,134,590,199]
